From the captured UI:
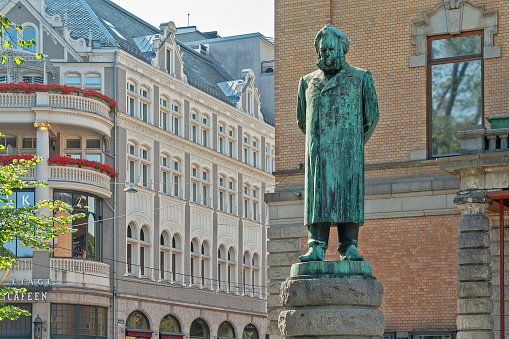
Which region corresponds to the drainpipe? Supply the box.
[112,50,118,339]
[500,199,505,338]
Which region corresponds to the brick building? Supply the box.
[267,0,508,338]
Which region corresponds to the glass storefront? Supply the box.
[53,191,103,261]
[50,303,107,338]
[1,190,35,258]
[0,304,32,339]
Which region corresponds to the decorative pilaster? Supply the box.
[455,192,493,339]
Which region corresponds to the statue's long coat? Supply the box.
[297,64,379,226]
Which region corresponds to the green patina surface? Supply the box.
[290,260,373,277]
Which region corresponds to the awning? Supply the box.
[160,332,185,339]
[126,329,154,338]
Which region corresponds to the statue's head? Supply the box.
[314,24,349,72]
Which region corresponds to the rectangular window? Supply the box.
[229,141,234,158]
[162,171,168,194]
[219,136,225,154]
[140,102,148,122]
[66,138,81,149]
[140,246,145,276]
[192,182,198,203]
[191,125,198,143]
[253,202,258,221]
[21,137,36,149]
[86,154,101,162]
[160,251,165,279]
[0,304,31,336]
[129,161,135,183]
[229,194,234,214]
[428,32,483,157]
[51,304,107,337]
[85,75,101,85]
[244,199,249,218]
[142,164,148,187]
[244,147,249,164]
[173,116,180,136]
[219,191,225,211]
[142,149,148,160]
[65,74,81,85]
[172,253,177,282]
[253,151,258,168]
[202,129,208,147]
[166,49,173,75]
[203,185,208,206]
[173,175,180,197]
[247,92,252,114]
[160,111,168,131]
[129,144,135,155]
[86,139,101,149]
[127,96,135,116]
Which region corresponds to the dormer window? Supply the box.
[166,48,174,76]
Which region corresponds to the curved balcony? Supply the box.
[49,165,112,199]
[1,258,110,291]
[0,91,114,137]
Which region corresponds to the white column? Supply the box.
[34,121,50,204]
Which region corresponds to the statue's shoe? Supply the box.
[340,244,364,261]
[298,246,325,262]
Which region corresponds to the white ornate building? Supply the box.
[0,0,274,338]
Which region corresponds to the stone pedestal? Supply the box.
[278,261,384,339]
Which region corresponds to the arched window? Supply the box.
[125,311,150,330]
[190,318,209,339]
[140,228,145,242]
[190,238,211,289]
[243,252,260,298]
[127,224,133,238]
[127,223,152,279]
[160,232,183,284]
[218,321,235,338]
[22,27,36,52]
[160,314,182,336]
[242,324,259,339]
[5,27,17,50]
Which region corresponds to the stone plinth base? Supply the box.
[278,261,384,339]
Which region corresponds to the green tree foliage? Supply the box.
[0,133,79,320]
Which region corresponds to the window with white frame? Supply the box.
[218,175,227,212]
[190,165,211,207]
[126,223,152,279]
[64,136,102,162]
[126,82,136,117]
[140,146,151,188]
[159,97,170,131]
[84,73,101,90]
[243,252,260,298]
[190,238,211,289]
[127,142,138,184]
[160,231,183,284]
[243,134,251,165]
[252,138,259,168]
[252,187,260,222]
[243,184,250,219]
[161,154,171,194]
[218,123,226,155]
[160,154,183,198]
[172,102,182,136]
[218,245,237,294]
[227,179,237,215]
[227,127,236,159]
[139,87,151,123]
[166,48,174,76]
[265,143,275,173]
[65,73,81,86]
[22,26,36,52]
[247,91,253,115]
[173,158,182,198]
[201,115,210,148]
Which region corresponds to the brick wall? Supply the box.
[301,214,459,331]
[275,0,509,180]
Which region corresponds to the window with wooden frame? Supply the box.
[428,30,483,157]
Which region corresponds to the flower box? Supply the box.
[48,155,118,178]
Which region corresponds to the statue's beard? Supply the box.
[316,55,346,72]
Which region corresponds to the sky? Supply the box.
[114,0,275,38]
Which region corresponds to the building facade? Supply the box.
[0,0,275,338]
[268,0,508,339]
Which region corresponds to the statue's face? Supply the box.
[318,34,341,66]
[316,34,345,72]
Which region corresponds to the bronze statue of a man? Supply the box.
[297,24,379,262]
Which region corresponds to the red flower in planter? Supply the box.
[0,83,117,111]
[48,155,118,178]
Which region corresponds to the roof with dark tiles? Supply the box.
[42,0,274,125]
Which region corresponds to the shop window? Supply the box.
[0,304,31,338]
[126,310,153,339]
[429,31,483,157]
[52,191,103,261]
[218,321,235,338]
[160,314,183,339]
[190,318,209,339]
[242,324,259,339]
[50,304,107,338]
